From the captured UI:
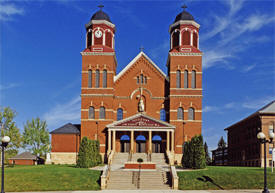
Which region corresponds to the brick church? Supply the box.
[50,6,203,164]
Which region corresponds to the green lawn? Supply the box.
[178,166,275,190]
[1,165,101,192]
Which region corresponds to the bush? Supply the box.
[181,135,206,169]
[76,137,102,168]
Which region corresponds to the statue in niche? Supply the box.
[138,98,145,112]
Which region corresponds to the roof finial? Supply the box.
[181,4,187,11]
[98,5,104,10]
[140,46,144,52]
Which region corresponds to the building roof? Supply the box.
[50,123,80,134]
[174,10,195,23]
[9,152,37,160]
[91,9,111,22]
[225,100,275,130]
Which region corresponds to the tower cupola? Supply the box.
[84,5,115,53]
[169,5,201,53]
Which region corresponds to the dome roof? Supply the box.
[174,10,194,23]
[91,9,111,22]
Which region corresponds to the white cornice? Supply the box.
[80,52,115,56]
[169,52,203,56]
[85,20,115,29]
[169,20,200,33]
[114,51,168,82]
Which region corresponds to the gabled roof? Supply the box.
[9,152,37,160]
[50,123,80,134]
[107,113,175,129]
[225,100,275,130]
[114,51,167,82]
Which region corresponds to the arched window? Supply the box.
[87,31,92,47]
[99,106,105,119]
[177,107,183,120]
[172,31,179,48]
[117,108,123,121]
[95,69,100,88]
[191,70,196,88]
[105,31,112,47]
[103,70,107,88]
[88,106,95,119]
[184,70,188,88]
[140,74,144,84]
[160,108,166,121]
[88,70,92,88]
[137,76,139,84]
[188,107,194,120]
[182,31,190,45]
[193,32,198,48]
[144,76,147,84]
[176,70,181,88]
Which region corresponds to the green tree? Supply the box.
[76,137,102,168]
[191,135,206,169]
[182,141,192,168]
[204,142,211,165]
[0,107,22,162]
[23,117,50,157]
[218,136,226,149]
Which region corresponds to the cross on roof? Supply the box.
[98,5,104,10]
[140,46,144,52]
[181,4,187,11]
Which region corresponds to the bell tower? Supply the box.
[168,5,203,157]
[81,5,117,153]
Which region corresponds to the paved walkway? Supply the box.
[8,190,275,193]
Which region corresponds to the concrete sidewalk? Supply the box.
[8,190,275,193]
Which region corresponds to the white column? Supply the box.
[108,129,111,153]
[171,131,174,152]
[113,130,116,152]
[91,31,94,46]
[103,31,106,46]
[179,31,182,46]
[149,130,152,153]
[131,130,134,153]
[167,131,170,151]
[85,31,88,48]
[190,31,193,46]
[170,34,172,49]
[197,34,200,49]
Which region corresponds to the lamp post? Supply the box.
[1,136,10,193]
[257,130,274,193]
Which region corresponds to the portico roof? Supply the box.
[106,113,175,131]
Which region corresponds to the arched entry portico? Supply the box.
[120,135,130,152]
[152,135,163,153]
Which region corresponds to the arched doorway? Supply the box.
[136,135,146,153]
[120,135,130,152]
[152,135,162,153]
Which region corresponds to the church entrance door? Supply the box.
[120,135,130,153]
[152,135,163,153]
[136,135,146,153]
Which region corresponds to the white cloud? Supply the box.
[242,64,256,73]
[202,105,218,113]
[203,50,232,69]
[242,96,275,110]
[224,102,236,109]
[0,3,24,21]
[42,96,81,130]
[0,83,20,90]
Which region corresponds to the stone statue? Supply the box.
[138,98,145,112]
[45,152,51,165]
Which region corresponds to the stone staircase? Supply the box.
[107,152,171,190]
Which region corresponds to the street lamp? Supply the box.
[257,130,274,193]
[1,136,10,193]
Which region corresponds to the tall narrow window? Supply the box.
[88,106,95,119]
[141,74,144,84]
[177,107,183,120]
[184,70,188,88]
[182,31,190,45]
[172,31,179,48]
[188,107,194,120]
[193,32,198,48]
[95,70,100,88]
[103,70,107,88]
[117,108,123,121]
[191,70,196,88]
[87,31,92,48]
[176,70,181,88]
[144,76,147,84]
[99,106,105,119]
[137,76,139,84]
[88,70,92,88]
[160,108,166,121]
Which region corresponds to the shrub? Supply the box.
[76,137,102,168]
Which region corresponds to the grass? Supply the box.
[1,165,101,192]
[178,166,275,190]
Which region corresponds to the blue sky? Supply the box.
[0,0,274,151]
